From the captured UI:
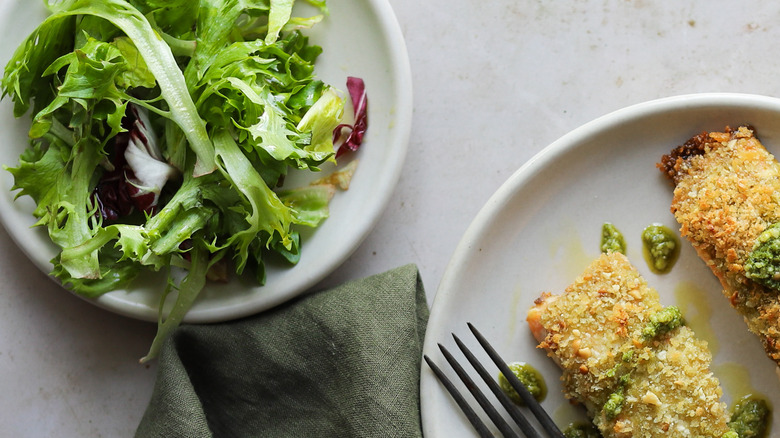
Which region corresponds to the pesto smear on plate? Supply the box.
[600,222,626,254]
[641,224,680,274]
[498,362,546,405]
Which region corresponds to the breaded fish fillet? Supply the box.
[658,126,780,364]
[527,253,731,437]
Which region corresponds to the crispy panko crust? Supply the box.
[528,253,730,438]
[659,126,780,364]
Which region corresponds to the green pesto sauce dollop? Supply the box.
[745,223,780,291]
[601,222,626,254]
[641,224,680,274]
[563,423,601,438]
[728,396,771,438]
[642,306,684,341]
[498,362,546,405]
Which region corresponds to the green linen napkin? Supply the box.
[135,264,428,438]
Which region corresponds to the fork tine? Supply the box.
[423,354,494,438]
[452,333,542,438]
[468,323,565,438]
[437,343,521,437]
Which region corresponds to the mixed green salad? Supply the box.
[1,0,367,361]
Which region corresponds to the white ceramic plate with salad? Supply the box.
[420,93,780,436]
[0,0,412,323]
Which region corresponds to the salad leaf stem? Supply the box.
[213,128,295,273]
[150,207,215,255]
[53,137,104,279]
[144,172,207,236]
[266,0,295,44]
[141,240,211,363]
[47,118,76,147]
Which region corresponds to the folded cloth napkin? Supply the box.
[135,264,428,438]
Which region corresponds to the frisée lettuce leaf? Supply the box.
[2,0,366,362]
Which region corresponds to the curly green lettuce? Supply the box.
[2,0,359,361]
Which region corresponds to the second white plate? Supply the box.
[421,93,780,436]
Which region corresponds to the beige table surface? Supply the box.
[3,0,780,436]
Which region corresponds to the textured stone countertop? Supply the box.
[3,0,780,435]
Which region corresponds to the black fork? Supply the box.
[424,323,565,438]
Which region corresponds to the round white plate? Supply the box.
[0,0,412,322]
[421,93,780,436]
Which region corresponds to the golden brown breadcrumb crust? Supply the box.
[529,253,731,438]
[659,126,780,364]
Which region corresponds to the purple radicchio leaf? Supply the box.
[92,105,178,221]
[123,105,178,211]
[93,133,134,221]
[333,76,368,157]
